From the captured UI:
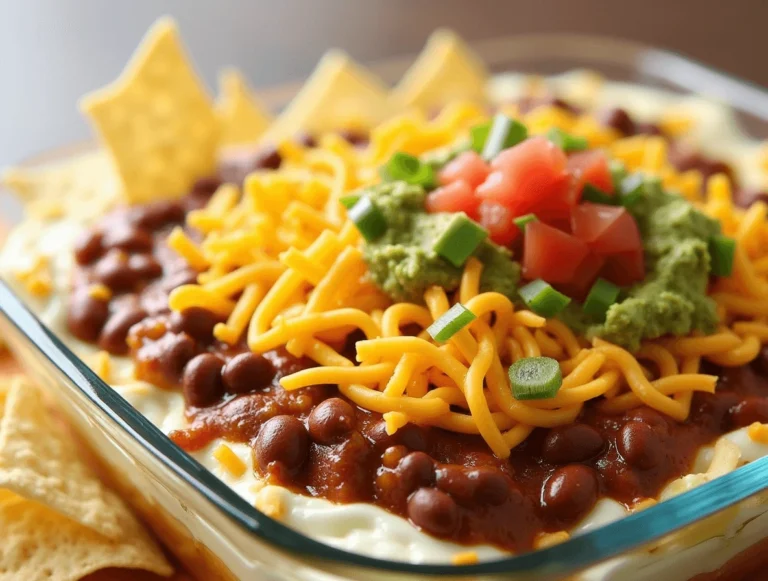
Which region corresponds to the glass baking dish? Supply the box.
[2,33,768,581]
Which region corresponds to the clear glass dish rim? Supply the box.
[2,32,768,577]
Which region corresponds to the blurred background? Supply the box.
[0,0,764,215]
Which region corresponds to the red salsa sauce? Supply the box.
[64,108,768,553]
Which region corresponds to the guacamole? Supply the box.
[359,181,520,303]
[561,183,720,351]
[356,174,720,352]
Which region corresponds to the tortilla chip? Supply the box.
[216,68,272,146]
[2,151,120,221]
[0,378,121,538]
[0,379,172,580]
[0,490,172,581]
[392,29,488,111]
[80,17,218,204]
[262,50,393,143]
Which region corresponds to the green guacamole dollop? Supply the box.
[359,181,521,303]
[356,176,721,352]
[560,184,721,351]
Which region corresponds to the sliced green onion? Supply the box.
[470,122,491,153]
[582,184,616,205]
[481,114,528,160]
[513,213,538,231]
[508,356,563,400]
[546,127,588,152]
[383,152,436,188]
[339,194,360,209]
[618,174,645,207]
[427,303,476,342]
[709,235,736,277]
[347,196,387,242]
[433,213,488,267]
[583,278,621,320]
[518,279,571,317]
[609,159,628,189]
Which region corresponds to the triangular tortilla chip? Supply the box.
[216,68,273,146]
[80,17,219,204]
[262,50,394,143]
[0,490,172,581]
[392,29,488,111]
[2,151,120,221]
[0,379,123,538]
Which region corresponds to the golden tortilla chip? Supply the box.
[0,379,119,538]
[0,380,172,580]
[2,151,120,221]
[80,17,218,204]
[262,50,394,143]
[216,68,272,146]
[392,29,488,111]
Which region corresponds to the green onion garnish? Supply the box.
[618,174,645,207]
[339,194,360,209]
[582,184,616,205]
[383,152,436,188]
[546,127,588,152]
[582,278,621,320]
[347,196,387,242]
[508,356,563,400]
[709,234,736,277]
[427,303,477,342]
[518,279,571,317]
[470,123,491,153]
[609,159,628,189]
[433,213,488,268]
[481,114,528,160]
[513,213,538,231]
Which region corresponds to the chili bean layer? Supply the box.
[65,140,759,554]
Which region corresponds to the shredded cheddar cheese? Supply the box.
[157,76,768,458]
[212,443,247,478]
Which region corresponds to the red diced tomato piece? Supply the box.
[477,200,519,246]
[601,248,645,287]
[425,179,480,217]
[568,150,614,195]
[522,221,590,284]
[571,203,643,255]
[439,151,491,189]
[556,252,607,301]
[478,136,572,222]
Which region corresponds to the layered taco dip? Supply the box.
[4,18,768,576]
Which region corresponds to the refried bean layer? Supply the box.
[64,118,768,553]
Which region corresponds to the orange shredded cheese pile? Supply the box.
[163,82,768,458]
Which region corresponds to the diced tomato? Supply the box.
[439,151,490,189]
[571,203,643,255]
[556,252,606,301]
[477,136,573,222]
[425,179,479,218]
[601,248,645,287]
[568,150,614,195]
[477,200,519,246]
[522,221,590,284]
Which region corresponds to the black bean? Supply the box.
[253,415,310,474]
[222,352,276,394]
[307,398,356,444]
[182,353,225,407]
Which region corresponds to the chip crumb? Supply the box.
[383,411,408,436]
[254,485,286,519]
[212,443,247,478]
[534,531,570,549]
[87,283,113,302]
[80,17,218,204]
[748,422,768,444]
[451,550,479,565]
[216,68,272,146]
[13,254,52,297]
